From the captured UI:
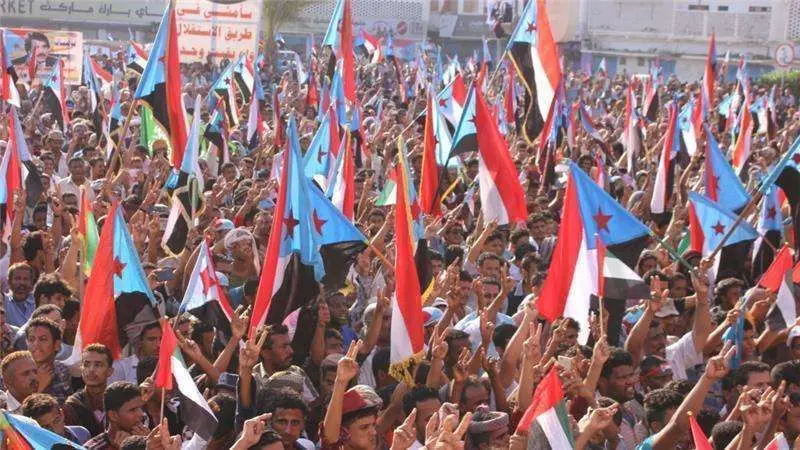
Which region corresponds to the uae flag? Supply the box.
[599,242,651,301]
[0,29,20,107]
[516,367,574,448]
[133,3,189,168]
[163,96,205,255]
[43,59,70,130]
[154,319,219,441]
[538,162,650,344]
[389,155,425,383]
[126,41,148,74]
[506,0,562,144]
[0,107,44,234]
[249,115,366,336]
[78,186,99,276]
[70,202,158,360]
[474,83,527,226]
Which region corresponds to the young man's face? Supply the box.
[263,333,294,370]
[36,407,66,436]
[139,327,162,358]
[26,326,60,364]
[270,407,306,448]
[111,397,146,432]
[81,351,113,388]
[344,414,378,450]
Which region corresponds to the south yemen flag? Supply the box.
[43,59,69,131]
[516,367,573,448]
[0,412,83,448]
[760,134,800,255]
[74,202,158,360]
[0,29,20,107]
[506,0,562,144]
[0,107,45,234]
[249,115,367,336]
[688,192,758,281]
[154,319,219,441]
[133,2,189,168]
[126,41,148,74]
[538,162,650,344]
[389,156,425,383]
[78,186,99,276]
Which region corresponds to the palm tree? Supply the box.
[262,0,321,56]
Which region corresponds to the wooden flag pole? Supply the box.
[104,98,139,180]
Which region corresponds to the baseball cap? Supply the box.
[341,385,383,416]
[639,355,673,379]
[787,326,800,347]
[216,372,239,392]
[212,218,235,232]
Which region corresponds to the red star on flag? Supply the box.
[792,153,800,165]
[283,211,299,238]
[112,257,126,278]
[593,208,612,232]
[767,206,777,220]
[200,266,218,296]
[526,22,537,33]
[712,221,725,235]
[312,210,327,233]
[438,98,447,108]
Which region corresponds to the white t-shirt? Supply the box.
[665,332,704,380]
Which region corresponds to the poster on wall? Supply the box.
[3,28,84,85]
[175,0,262,64]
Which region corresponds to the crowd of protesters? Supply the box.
[0,22,799,450]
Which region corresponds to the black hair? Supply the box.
[711,421,743,450]
[601,348,634,378]
[32,274,73,305]
[371,347,390,381]
[22,231,47,263]
[263,324,289,350]
[265,387,309,416]
[190,320,215,344]
[477,252,501,268]
[249,430,282,448]
[104,381,142,413]
[663,379,693,396]
[492,324,517,350]
[24,32,50,53]
[643,388,682,429]
[62,299,80,321]
[402,386,440,416]
[25,317,61,342]
[136,356,158,385]
[696,407,720,439]
[733,361,770,386]
[771,360,800,388]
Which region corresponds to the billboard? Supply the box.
[3,28,83,85]
[0,1,165,26]
[175,0,262,64]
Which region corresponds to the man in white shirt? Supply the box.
[57,156,95,203]
[108,321,162,384]
[0,350,39,413]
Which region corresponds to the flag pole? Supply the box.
[104,98,139,180]
[367,242,395,271]
[159,387,166,424]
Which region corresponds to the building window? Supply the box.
[619,57,627,64]
[688,4,709,11]
[717,5,729,11]
[749,6,771,13]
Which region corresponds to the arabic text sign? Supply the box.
[175,0,261,64]
[3,28,83,85]
[0,1,167,26]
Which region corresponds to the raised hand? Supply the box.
[337,340,362,383]
[239,413,271,447]
[523,322,543,363]
[452,347,471,383]
[430,329,449,361]
[705,341,736,381]
[391,408,417,450]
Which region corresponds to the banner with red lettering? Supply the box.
[175,0,261,64]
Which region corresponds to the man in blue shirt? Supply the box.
[4,263,36,328]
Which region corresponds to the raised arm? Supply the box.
[323,340,362,445]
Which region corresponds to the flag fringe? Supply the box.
[388,349,425,385]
